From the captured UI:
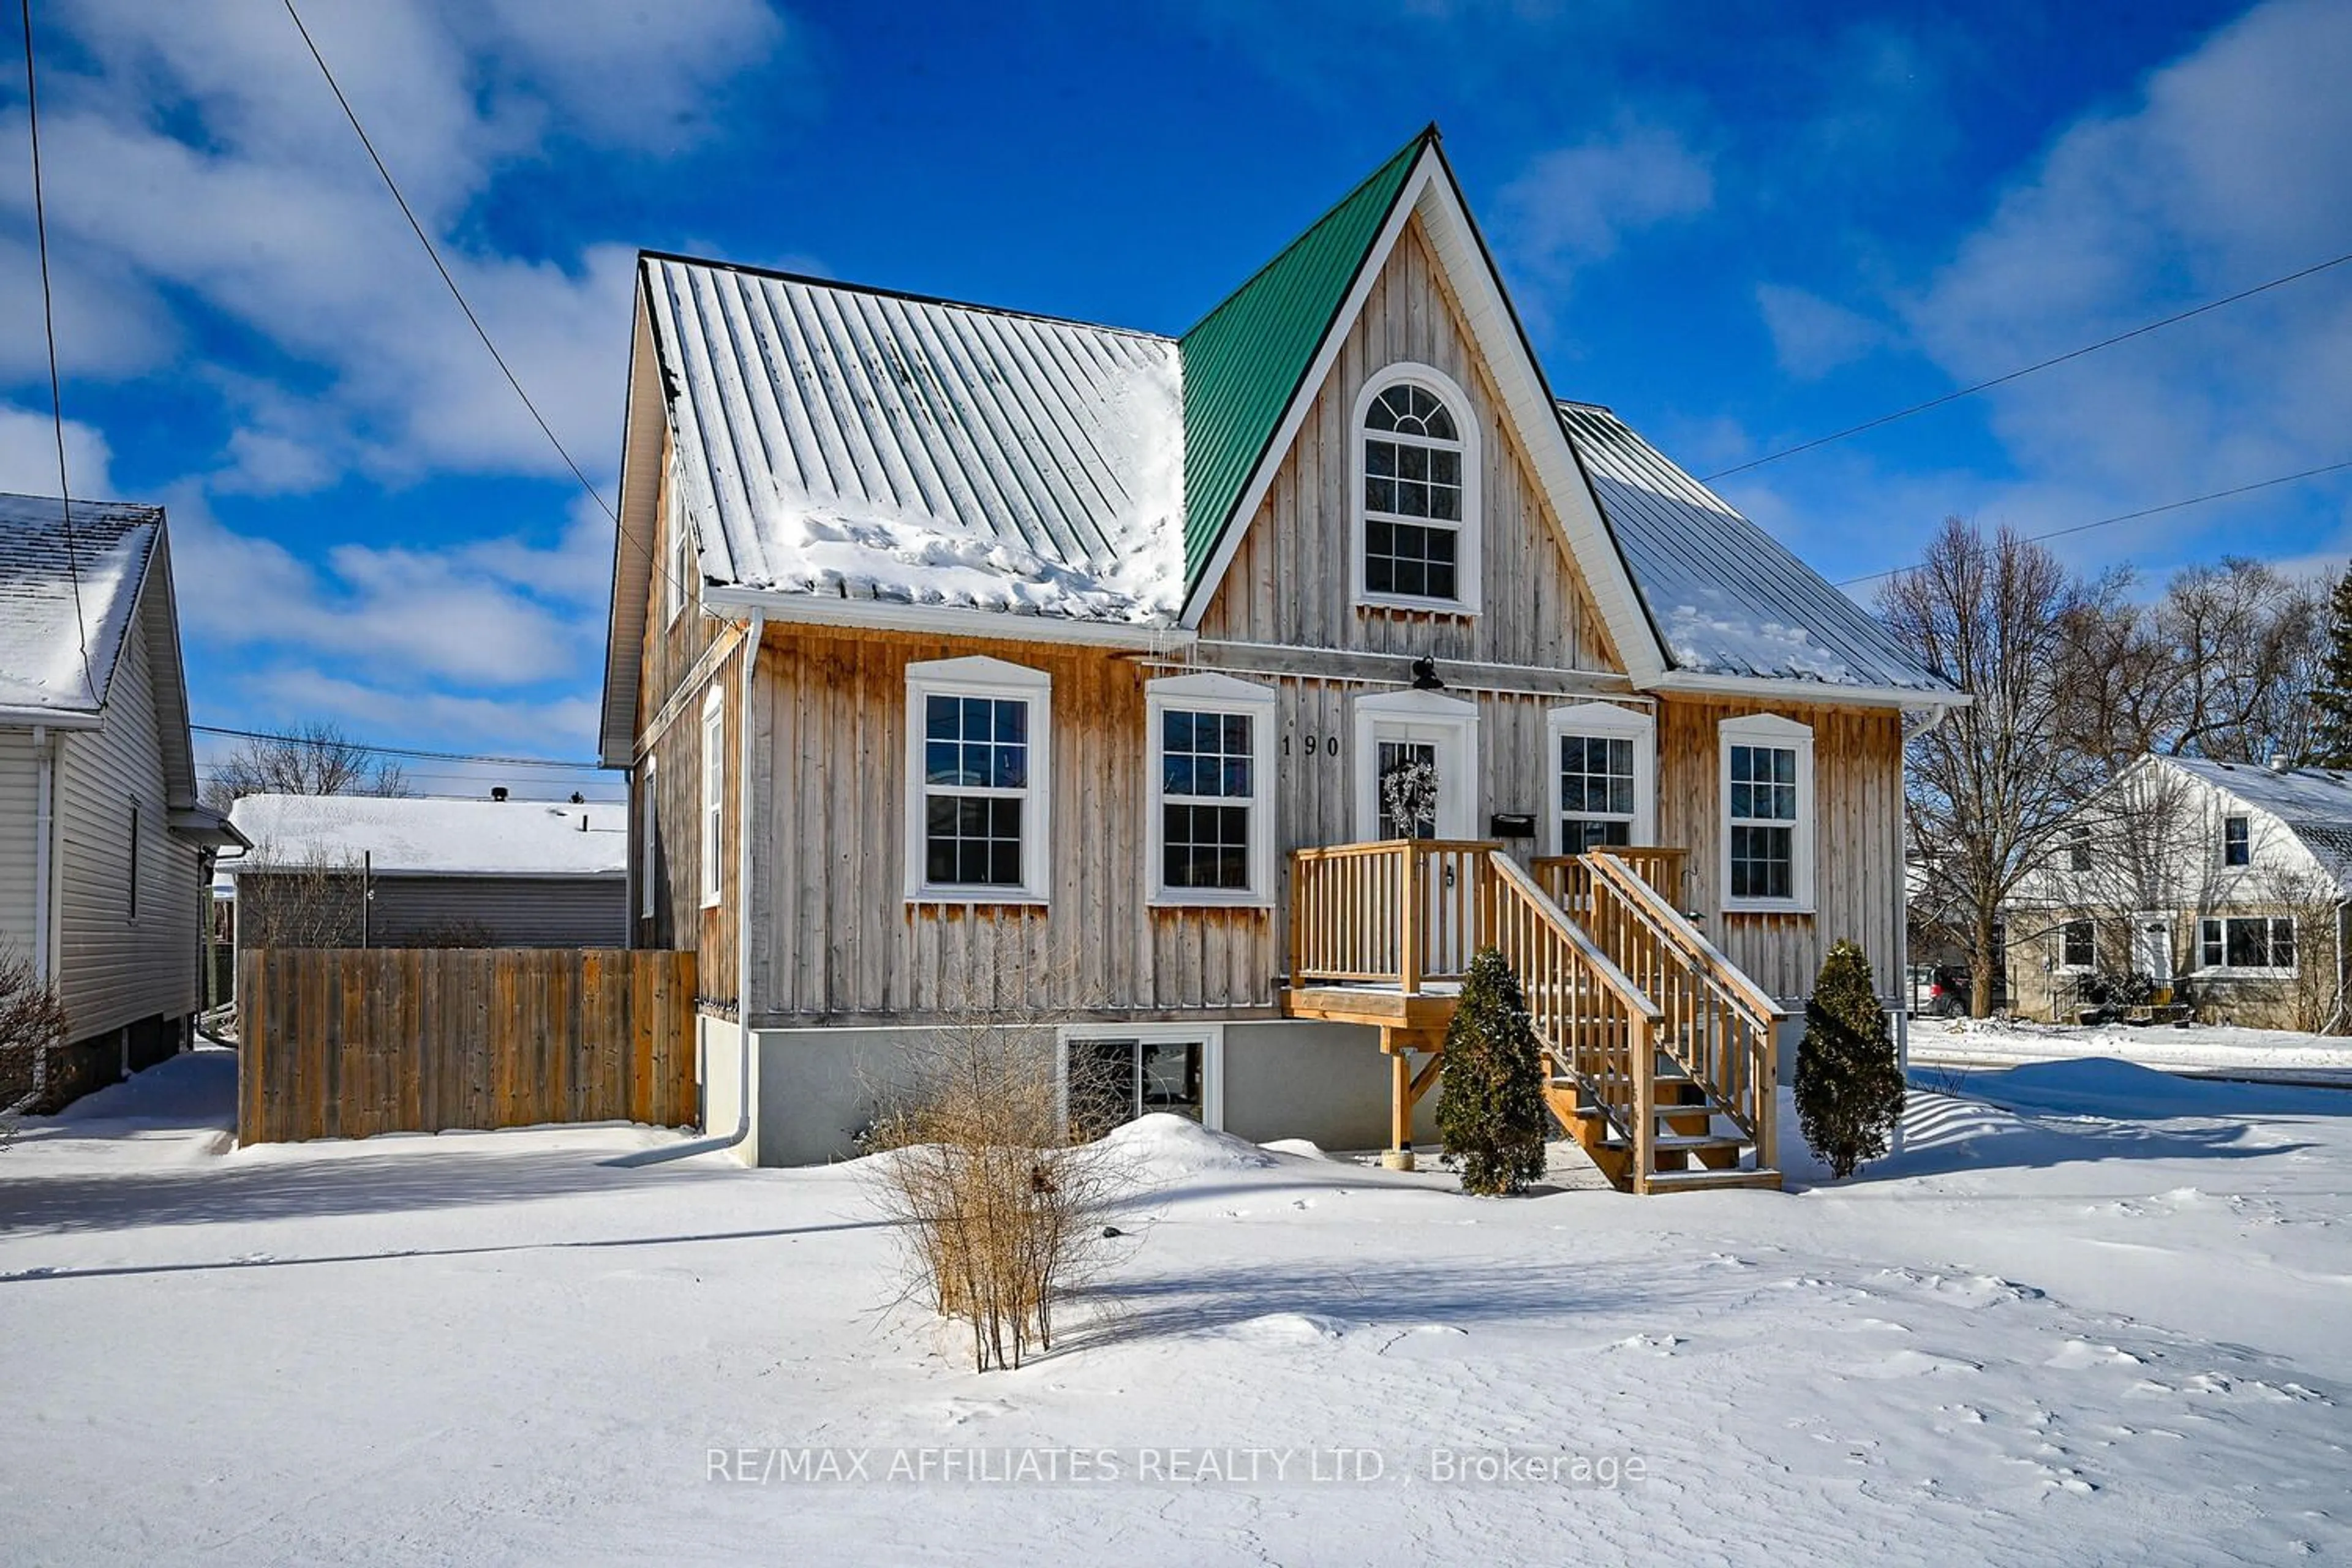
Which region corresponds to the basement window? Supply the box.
[1147,673,1276,905]
[905,657,1051,903]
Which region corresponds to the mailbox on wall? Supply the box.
[1488,812,1536,840]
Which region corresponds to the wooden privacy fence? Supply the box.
[238,947,698,1145]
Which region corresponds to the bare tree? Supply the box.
[202,720,411,809]
[233,849,367,950]
[0,943,70,1127]
[1883,519,2111,1017]
[860,984,1136,1373]
[2151,559,2325,765]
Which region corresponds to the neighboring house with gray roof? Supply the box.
[2006,753,2352,1031]
[0,492,242,1109]
[601,126,1964,1177]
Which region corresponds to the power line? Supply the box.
[1703,245,2352,484]
[192,723,605,769]
[19,0,92,701]
[279,0,616,526]
[1836,457,2352,589]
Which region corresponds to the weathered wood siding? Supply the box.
[1197,217,1620,676]
[1656,696,1908,1001]
[636,628,744,1016]
[236,946,696,1144]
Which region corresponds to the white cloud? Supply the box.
[1754,284,1891,379]
[0,0,786,491]
[0,403,116,497]
[1907,0,2352,507]
[168,488,611,688]
[1498,118,1714,274]
[236,666,604,757]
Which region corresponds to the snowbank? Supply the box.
[1097,1112,1282,1181]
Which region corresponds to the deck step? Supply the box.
[1596,1131,1748,1154]
[1642,1167,1784,1193]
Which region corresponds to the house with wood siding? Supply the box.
[598,127,1963,1190]
[0,494,241,1108]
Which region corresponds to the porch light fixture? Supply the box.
[1409,655,1445,692]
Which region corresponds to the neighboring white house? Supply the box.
[224,794,629,955]
[2006,753,2352,1031]
[0,492,242,1107]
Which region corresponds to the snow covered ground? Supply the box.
[1911,1015,2352,1084]
[2,1045,2348,1564]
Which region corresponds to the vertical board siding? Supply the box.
[1196,219,1621,676]
[637,627,744,1014]
[1656,697,1907,1001]
[236,947,696,1144]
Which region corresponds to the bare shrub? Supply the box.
[405,918,499,949]
[861,1005,1134,1373]
[235,849,365,949]
[0,944,70,1131]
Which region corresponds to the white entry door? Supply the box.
[2133,916,2174,986]
[1352,691,1479,842]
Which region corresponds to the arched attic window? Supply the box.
[1353,364,1481,612]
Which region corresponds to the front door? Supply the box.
[2133,916,2174,988]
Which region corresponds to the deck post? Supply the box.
[1398,842,1420,995]
[1631,1014,1657,1196]
[1382,1030,1415,1170]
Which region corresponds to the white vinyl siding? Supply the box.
[0,728,43,959]
[51,589,201,1044]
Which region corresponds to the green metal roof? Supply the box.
[1178,129,1430,590]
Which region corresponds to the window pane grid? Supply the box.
[1558,733,1636,853]
[1158,706,1256,893]
[2197,916,2297,970]
[919,691,1033,889]
[1362,381,1466,603]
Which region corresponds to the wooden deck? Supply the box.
[1283,839,1784,1193]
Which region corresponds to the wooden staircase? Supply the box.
[1287,840,1787,1194]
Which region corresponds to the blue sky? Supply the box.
[2,0,2347,801]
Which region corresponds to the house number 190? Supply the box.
[1284,734,1329,758]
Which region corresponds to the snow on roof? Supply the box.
[1556,404,1951,695]
[641,257,1186,626]
[226,794,627,878]
[0,492,161,715]
[2160,755,2352,890]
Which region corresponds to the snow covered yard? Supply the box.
[1911,1015,2352,1085]
[2,1048,2348,1564]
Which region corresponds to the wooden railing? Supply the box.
[1530,845,1691,913]
[1479,853,1664,1174]
[1581,851,1783,1164]
[1289,839,1494,991]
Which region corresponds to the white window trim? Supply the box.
[1349,361,1483,616]
[1719,712,1815,913]
[699,687,725,908]
[1145,673,1278,908]
[1544,701,1656,855]
[1056,1022,1226,1133]
[1352,687,1480,841]
[2196,914,2298,977]
[2056,918,2097,974]
[639,756,658,919]
[2221,814,2252,869]
[666,511,693,625]
[903,655,1053,905]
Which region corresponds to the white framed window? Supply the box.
[639,756,658,919]
[1719,713,1814,911]
[1351,363,1482,614]
[1147,673,1276,907]
[666,510,693,625]
[2198,916,2296,974]
[2066,825,2092,873]
[1545,702,1655,854]
[905,656,1052,903]
[699,686,724,908]
[2222,815,2250,868]
[1058,1023,1224,1137]
[2060,918,2096,971]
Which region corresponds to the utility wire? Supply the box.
[1836,457,2352,589]
[192,722,604,769]
[1703,246,2352,483]
[19,0,92,701]
[278,0,694,614]
[279,0,614,526]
